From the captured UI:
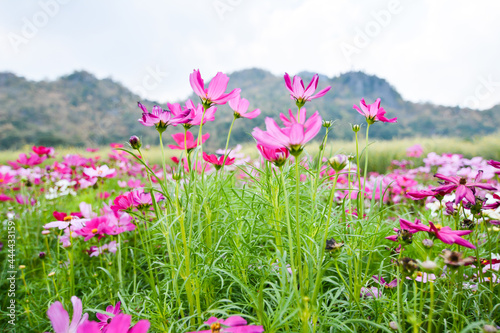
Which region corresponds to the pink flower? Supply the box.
[257,144,289,167]
[89,241,118,257]
[32,145,55,157]
[77,314,150,333]
[170,100,217,128]
[84,165,115,178]
[385,218,424,243]
[372,275,398,288]
[95,301,122,330]
[111,193,134,212]
[168,131,209,152]
[428,221,475,249]
[15,194,36,206]
[203,152,235,170]
[187,316,264,333]
[0,194,13,201]
[488,160,500,169]
[434,171,497,204]
[44,215,88,231]
[228,95,261,119]
[86,148,99,152]
[131,190,164,210]
[406,144,423,158]
[189,69,241,107]
[137,102,190,133]
[74,216,112,241]
[8,153,46,169]
[283,73,331,107]
[353,98,397,124]
[0,172,15,186]
[252,110,322,155]
[47,296,88,333]
[360,287,380,298]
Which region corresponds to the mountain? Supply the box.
[0,69,498,150]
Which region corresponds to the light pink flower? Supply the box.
[83,165,115,178]
[137,102,190,133]
[189,69,241,107]
[353,98,397,124]
[47,296,88,333]
[228,95,260,119]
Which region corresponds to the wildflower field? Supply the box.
[1,70,499,332]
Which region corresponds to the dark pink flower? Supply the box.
[428,221,475,249]
[488,160,500,169]
[137,102,190,133]
[187,316,264,333]
[0,194,13,202]
[111,193,135,212]
[189,70,241,107]
[0,172,15,186]
[32,145,55,157]
[252,110,322,155]
[203,152,235,170]
[77,314,150,333]
[284,73,331,107]
[96,301,121,330]
[353,98,397,124]
[372,275,398,288]
[257,144,289,167]
[386,218,424,243]
[170,100,217,128]
[74,216,112,241]
[228,95,261,119]
[168,131,209,152]
[15,194,36,206]
[434,171,497,204]
[47,296,88,333]
[8,153,46,169]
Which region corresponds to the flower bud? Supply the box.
[328,155,348,172]
[39,252,46,259]
[483,325,498,333]
[351,124,361,132]
[129,135,142,150]
[19,265,26,270]
[389,322,398,330]
[322,120,334,128]
[422,239,434,248]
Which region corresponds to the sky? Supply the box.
[1,0,500,110]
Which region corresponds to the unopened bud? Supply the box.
[422,239,434,248]
[19,265,26,270]
[389,321,398,330]
[129,136,142,150]
[322,120,334,128]
[39,252,46,259]
[352,124,361,132]
[328,154,348,172]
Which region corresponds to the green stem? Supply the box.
[361,123,371,219]
[294,154,304,295]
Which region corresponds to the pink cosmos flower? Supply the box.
[131,190,164,210]
[168,131,210,152]
[372,275,398,288]
[77,314,150,333]
[353,98,397,124]
[169,100,217,128]
[32,145,55,157]
[74,216,112,241]
[84,165,116,178]
[187,316,264,333]
[0,172,15,186]
[189,69,241,107]
[0,194,14,201]
[46,296,88,333]
[137,102,190,133]
[385,218,424,243]
[8,153,46,169]
[228,95,261,119]
[252,111,322,155]
[89,241,118,257]
[257,144,289,167]
[360,287,380,298]
[86,148,99,152]
[396,218,476,249]
[283,73,331,107]
[488,160,500,169]
[434,171,497,204]
[44,215,88,231]
[203,152,235,170]
[15,194,36,206]
[96,301,121,330]
[406,144,423,158]
[111,193,135,212]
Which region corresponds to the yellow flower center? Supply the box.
[210,323,221,333]
[63,216,73,222]
[91,228,98,234]
[434,223,443,231]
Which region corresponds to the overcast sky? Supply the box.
[1,0,500,110]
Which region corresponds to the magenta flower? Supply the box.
[385,218,424,243]
[33,145,55,157]
[15,194,36,206]
[488,160,500,169]
[187,316,264,333]
[111,193,135,212]
[252,111,322,155]
[137,102,190,133]
[8,153,46,169]
[0,194,13,202]
[77,314,150,333]
[168,131,210,152]
[434,171,497,204]
[170,100,217,128]
[353,98,397,124]
[74,216,112,241]
[131,190,164,210]
[189,69,241,108]
[203,152,235,170]
[284,73,331,107]
[0,172,16,186]
[257,144,289,167]
[372,275,398,288]
[47,296,88,333]
[228,95,261,119]
[96,301,121,329]
[89,241,118,257]
[428,221,475,249]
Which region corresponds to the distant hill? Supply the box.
[0,69,498,150]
